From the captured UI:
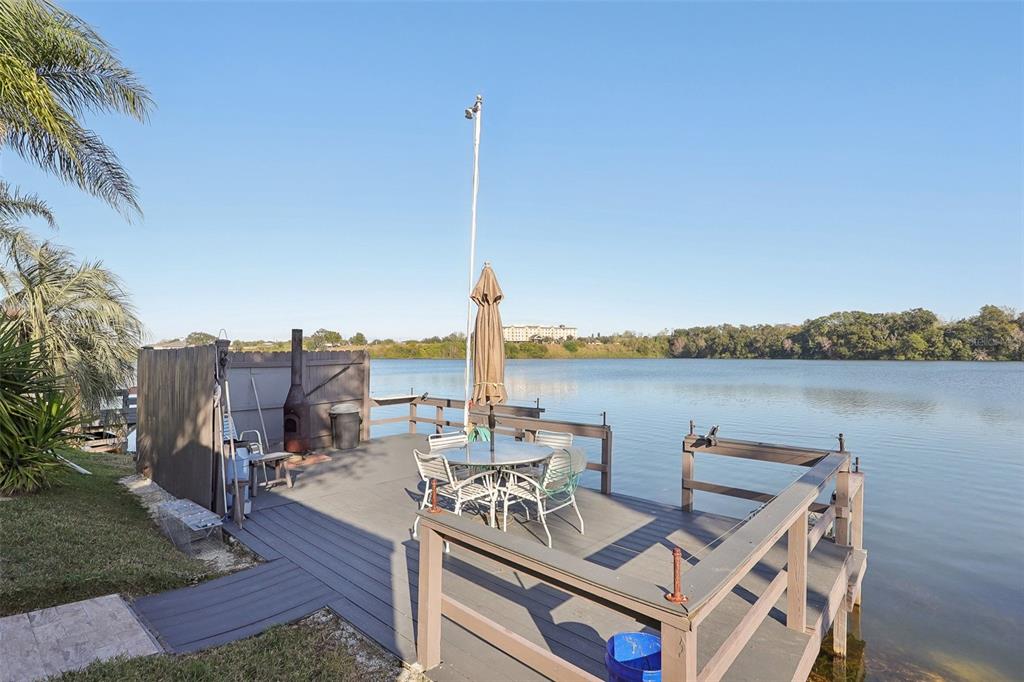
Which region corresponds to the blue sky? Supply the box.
[5,1,1022,342]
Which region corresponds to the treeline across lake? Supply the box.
[666,306,1022,361]
[187,305,1023,361]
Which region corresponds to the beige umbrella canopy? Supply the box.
[470,263,508,407]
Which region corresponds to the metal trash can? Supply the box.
[329,403,361,450]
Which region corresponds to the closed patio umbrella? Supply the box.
[470,263,507,427]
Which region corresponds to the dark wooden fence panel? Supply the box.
[136,345,217,508]
[227,350,370,450]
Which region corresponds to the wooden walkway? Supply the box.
[132,559,335,653]
[218,433,854,681]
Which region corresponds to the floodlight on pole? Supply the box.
[463,95,483,434]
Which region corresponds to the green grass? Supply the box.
[55,612,400,681]
[0,451,216,616]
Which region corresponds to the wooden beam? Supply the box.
[850,472,865,551]
[367,415,408,426]
[360,353,371,441]
[418,512,691,626]
[698,569,788,682]
[683,480,829,514]
[408,401,417,434]
[682,445,694,512]
[661,621,697,681]
[808,505,836,553]
[683,434,835,467]
[832,605,847,657]
[416,527,443,670]
[441,595,600,682]
[601,428,613,495]
[835,466,851,546]
[787,510,808,631]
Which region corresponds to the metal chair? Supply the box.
[428,431,468,452]
[500,448,586,547]
[411,449,495,540]
[534,430,573,448]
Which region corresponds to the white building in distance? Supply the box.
[503,324,578,342]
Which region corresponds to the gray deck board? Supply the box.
[132,558,333,653]
[218,433,852,681]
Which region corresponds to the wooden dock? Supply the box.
[223,432,865,681]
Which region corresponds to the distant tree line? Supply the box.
[168,306,1023,361]
[666,306,1023,361]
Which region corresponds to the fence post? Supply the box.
[787,509,808,631]
[360,353,371,441]
[409,400,417,434]
[660,621,696,680]
[435,405,444,434]
[601,427,613,495]
[416,525,443,669]
[682,442,694,512]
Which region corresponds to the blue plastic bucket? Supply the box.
[605,632,661,682]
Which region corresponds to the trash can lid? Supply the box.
[329,403,360,415]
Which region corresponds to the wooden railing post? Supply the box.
[850,472,864,551]
[786,510,808,631]
[682,443,694,512]
[435,405,443,434]
[409,400,417,434]
[601,427,613,495]
[416,525,443,670]
[660,621,696,680]
[835,459,851,546]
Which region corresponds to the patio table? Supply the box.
[438,440,554,527]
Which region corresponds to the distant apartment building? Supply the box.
[503,324,578,342]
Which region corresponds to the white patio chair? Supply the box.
[500,448,586,547]
[534,430,573,448]
[519,429,575,476]
[428,431,468,452]
[411,449,496,541]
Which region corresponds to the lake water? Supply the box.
[369,359,1023,681]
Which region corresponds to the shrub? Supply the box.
[0,320,80,495]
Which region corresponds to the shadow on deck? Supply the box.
[223,433,850,681]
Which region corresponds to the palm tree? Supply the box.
[0,0,153,218]
[0,225,142,415]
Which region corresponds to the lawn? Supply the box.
[55,611,408,682]
[0,451,216,616]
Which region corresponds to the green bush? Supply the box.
[0,320,80,495]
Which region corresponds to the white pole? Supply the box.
[463,95,482,433]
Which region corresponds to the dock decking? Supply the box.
[219,433,858,681]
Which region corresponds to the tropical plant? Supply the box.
[0,319,80,494]
[0,0,152,218]
[0,226,142,414]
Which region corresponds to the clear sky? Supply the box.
[5,1,1022,342]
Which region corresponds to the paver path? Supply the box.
[0,594,161,682]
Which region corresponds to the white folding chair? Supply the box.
[501,448,586,547]
[411,449,495,541]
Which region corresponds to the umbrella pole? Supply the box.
[463,94,483,433]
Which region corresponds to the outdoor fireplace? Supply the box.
[283,328,309,453]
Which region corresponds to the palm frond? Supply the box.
[0,0,151,218]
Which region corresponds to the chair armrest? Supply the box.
[503,469,545,494]
[453,470,495,489]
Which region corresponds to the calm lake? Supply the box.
[370,359,1023,681]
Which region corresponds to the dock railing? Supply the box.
[416,429,865,681]
[368,395,613,494]
[416,510,694,681]
[682,431,866,679]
